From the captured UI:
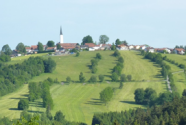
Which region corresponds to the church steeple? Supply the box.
[60,26,63,43]
[60,26,63,35]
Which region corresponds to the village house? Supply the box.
[174,48,185,55]
[25,47,31,53]
[89,47,95,51]
[31,45,38,52]
[46,47,57,51]
[100,44,111,50]
[117,45,129,50]
[145,47,155,53]
[58,43,77,50]
[140,45,146,50]
[135,45,141,50]
[85,43,95,48]
[155,48,171,54]
[128,45,134,50]
[80,45,89,50]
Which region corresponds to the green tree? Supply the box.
[111,43,116,50]
[16,42,26,54]
[127,75,132,81]
[66,76,71,83]
[144,88,157,105]
[89,75,97,83]
[120,74,127,82]
[99,35,109,44]
[96,53,102,59]
[47,41,55,47]
[76,52,80,57]
[100,87,113,105]
[54,111,66,123]
[121,40,128,45]
[115,39,121,46]
[182,89,186,97]
[44,57,56,73]
[18,99,29,110]
[81,35,93,45]
[119,82,123,89]
[99,75,104,82]
[57,44,61,49]
[37,42,43,52]
[113,50,120,57]
[79,72,86,83]
[118,56,124,63]
[1,44,12,55]
[91,66,97,74]
[111,72,118,82]
[134,88,145,104]
[46,105,53,120]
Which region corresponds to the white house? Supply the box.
[93,45,101,50]
[128,45,134,50]
[174,48,185,55]
[140,45,146,50]
[117,45,129,50]
[145,47,155,53]
[89,47,95,51]
[135,45,141,49]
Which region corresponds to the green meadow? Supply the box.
[0,51,167,124]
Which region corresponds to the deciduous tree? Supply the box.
[99,35,109,44]
[100,87,113,105]
[37,42,43,52]
[47,41,55,47]
[1,44,12,55]
[81,35,93,45]
[16,42,26,54]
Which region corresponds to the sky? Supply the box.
[0,0,186,50]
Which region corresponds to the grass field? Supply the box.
[164,54,186,65]
[0,51,167,124]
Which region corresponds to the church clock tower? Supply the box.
[60,26,63,43]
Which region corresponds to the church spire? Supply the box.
[60,26,63,35]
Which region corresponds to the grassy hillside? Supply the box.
[164,54,186,65]
[0,51,167,124]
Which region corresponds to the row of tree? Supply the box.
[81,35,109,45]
[0,56,56,97]
[92,89,186,125]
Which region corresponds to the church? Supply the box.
[57,26,78,50]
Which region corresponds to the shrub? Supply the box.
[111,72,118,82]
[113,50,120,57]
[120,74,127,82]
[99,75,104,82]
[119,82,123,89]
[92,66,97,73]
[96,53,102,59]
[18,99,29,110]
[127,75,132,81]
[66,76,71,83]
[76,52,80,57]
[79,72,86,83]
[118,56,124,63]
[89,75,97,83]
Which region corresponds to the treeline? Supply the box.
[92,89,186,125]
[0,56,56,97]
[0,110,87,125]
[134,88,179,106]
[141,51,176,91]
[111,50,132,82]
[28,77,55,109]
[90,53,102,73]
[164,56,186,69]
[0,53,11,62]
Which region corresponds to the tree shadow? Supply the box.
[120,101,139,105]
[9,97,26,100]
[86,64,92,70]
[9,108,19,110]
[104,75,111,78]
[85,98,102,105]
[20,94,29,97]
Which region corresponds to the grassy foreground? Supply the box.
[0,51,167,124]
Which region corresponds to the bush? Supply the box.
[111,72,118,82]
[118,56,124,63]
[66,76,71,83]
[18,99,29,110]
[119,82,123,89]
[113,50,120,57]
[92,66,97,73]
[179,64,185,69]
[89,75,97,83]
[127,75,132,81]
[79,72,86,83]
[76,52,80,57]
[99,75,104,82]
[96,53,102,59]
[120,74,127,82]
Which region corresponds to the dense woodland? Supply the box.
[0,56,56,97]
[92,91,186,125]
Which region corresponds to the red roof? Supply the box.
[47,47,56,50]
[85,43,95,48]
[59,43,77,49]
[31,45,38,50]
[175,48,185,52]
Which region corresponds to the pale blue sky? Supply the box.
[0,0,186,50]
